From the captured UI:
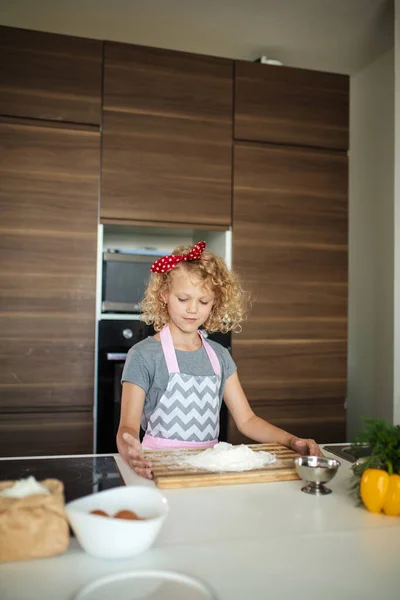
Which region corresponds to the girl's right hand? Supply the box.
[122,432,153,479]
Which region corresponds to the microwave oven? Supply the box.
[101,251,163,314]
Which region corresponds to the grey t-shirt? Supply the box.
[121,336,237,431]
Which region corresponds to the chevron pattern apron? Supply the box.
[142,325,221,450]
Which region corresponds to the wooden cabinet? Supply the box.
[0,26,102,124]
[234,62,349,150]
[0,412,94,457]
[101,43,233,226]
[231,142,348,443]
[0,118,100,456]
[0,25,350,452]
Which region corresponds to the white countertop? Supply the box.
[1,448,399,600]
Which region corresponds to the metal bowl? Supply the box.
[294,455,341,495]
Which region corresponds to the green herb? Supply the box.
[349,418,400,502]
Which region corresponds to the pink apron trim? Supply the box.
[198,330,221,375]
[160,325,221,376]
[142,432,217,450]
[160,325,179,373]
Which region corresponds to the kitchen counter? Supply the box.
[1,448,399,600]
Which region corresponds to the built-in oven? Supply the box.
[96,320,231,454]
[96,319,151,453]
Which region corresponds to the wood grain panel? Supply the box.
[233,143,348,340]
[101,42,233,226]
[235,61,349,149]
[0,384,96,412]
[0,120,99,414]
[0,275,95,319]
[0,411,93,457]
[231,142,347,443]
[236,283,347,340]
[0,26,102,124]
[234,143,348,245]
[0,339,94,410]
[228,400,346,445]
[0,232,97,275]
[232,340,347,401]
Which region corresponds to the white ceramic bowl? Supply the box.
[65,486,169,559]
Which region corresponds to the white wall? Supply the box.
[394,0,400,425]
[0,0,393,74]
[348,48,395,439]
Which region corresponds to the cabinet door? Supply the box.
[0,412,93,457]
[0,26,102,124]
[0,119,99,418]
[235,62,349,150]
[231,142,348,443]
[101,43,233,226]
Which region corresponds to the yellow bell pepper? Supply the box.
[360,469,400,516]
[383,474,400,516]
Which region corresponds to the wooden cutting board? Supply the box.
[146,443,300,489]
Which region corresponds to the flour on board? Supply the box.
[177,442,276,472]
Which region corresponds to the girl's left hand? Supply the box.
[289,437,323,457]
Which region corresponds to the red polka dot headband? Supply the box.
[150,241,206,273]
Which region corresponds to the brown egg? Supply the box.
[90,509,109,517]
[113,509,140,520]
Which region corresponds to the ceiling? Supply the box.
[0,0,394,74]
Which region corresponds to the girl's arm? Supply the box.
[116,382,153,478]
[223,371,322,456]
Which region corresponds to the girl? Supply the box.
[117,241,322,478]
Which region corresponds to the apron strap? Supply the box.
[160,325,221,375]
[160,325,180,373]
[198,330,221,376]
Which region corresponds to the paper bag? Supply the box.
[0,479,69,562]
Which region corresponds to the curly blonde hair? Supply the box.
[140,244,249,333]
